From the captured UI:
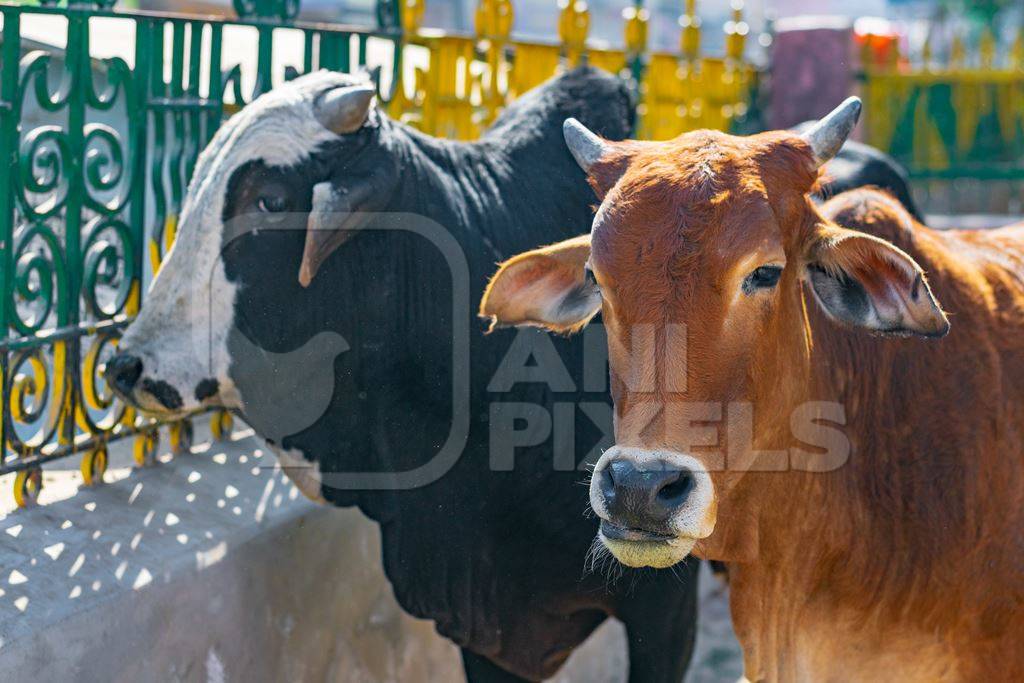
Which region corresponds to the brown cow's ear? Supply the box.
[479,234,599,335]
[806,226,949,338]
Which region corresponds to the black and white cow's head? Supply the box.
[109,70,390,422]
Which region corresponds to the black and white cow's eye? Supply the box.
[743,265,783,294]
[257,195,288,213]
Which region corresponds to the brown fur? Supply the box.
[482,128,1024,681]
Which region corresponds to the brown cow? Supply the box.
[480,99,1024,681]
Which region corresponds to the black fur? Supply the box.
[219,68,700,682]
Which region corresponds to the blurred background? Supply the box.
[100,0,1024,218]
[133,0,1021,61]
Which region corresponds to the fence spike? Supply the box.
[623,2,649,56]
[725,0,748,64]
[680,0,701,62]
[558,0,591,66]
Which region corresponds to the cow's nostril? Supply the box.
[599,466,617,506]
[656,470,695,507]
[607,459,632,485]
[105,353,143,396]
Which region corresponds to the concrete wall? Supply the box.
[0,426,738,682]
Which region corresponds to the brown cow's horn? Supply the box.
[315,84,375,135]
[800,96,862,167]
[563,118,609,172]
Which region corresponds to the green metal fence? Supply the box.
[0,0,405,503]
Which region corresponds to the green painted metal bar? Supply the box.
[0,9,21,468]
[148,20,169,268]
[169,21,187,220]
[63,11,87,448]
[302,30,314,74]
[255,24,273,97]
[130,18,151,319]
[185,21,203,181]
[206,22,224,141]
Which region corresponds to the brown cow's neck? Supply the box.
[715,210,1024,680]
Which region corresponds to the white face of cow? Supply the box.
[111,70,375,417]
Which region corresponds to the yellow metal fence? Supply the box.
[391,0,756,140]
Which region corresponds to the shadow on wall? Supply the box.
[0,423,741,681]
[0,425,464,681]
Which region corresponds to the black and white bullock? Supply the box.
[106,68,703,682]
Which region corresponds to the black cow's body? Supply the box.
[819,140,923,220]
[221,68,700,682]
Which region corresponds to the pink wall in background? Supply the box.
[769,24,861,133]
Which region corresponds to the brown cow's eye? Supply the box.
[743,265,783,294]
[583,265,598,288]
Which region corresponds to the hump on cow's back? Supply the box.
[820,187,922,251]
[483,66,634,143]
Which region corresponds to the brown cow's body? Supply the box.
[717,190,1024,681]
[481,105,1024,681]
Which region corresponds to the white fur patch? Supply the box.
[271,444,326,504]
[599,535,696,569]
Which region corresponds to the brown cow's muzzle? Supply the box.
[590,446,716,568]
[598,459,694,535]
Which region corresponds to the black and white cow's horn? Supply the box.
[800,96,862,167]
[361,64,382,88]
[316,84,375,135]
[563,118,610,173]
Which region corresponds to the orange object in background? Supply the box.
[855,18,904,69]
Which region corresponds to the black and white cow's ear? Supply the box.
[806,225,949,338]
[298,180,376,287]
[480,234,600,335]
[315,84,375,135]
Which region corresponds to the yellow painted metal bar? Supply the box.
[638,0,751,140]
[393,0,756,141]
[475,0,513,127]
[509,43,561,96]
[558,0,590,68]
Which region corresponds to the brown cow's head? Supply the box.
[480,99,949,569]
